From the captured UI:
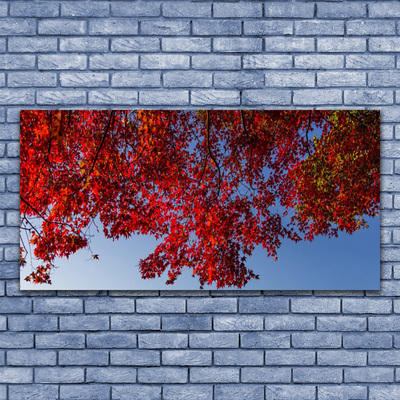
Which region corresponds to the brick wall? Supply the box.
[1,1,399,399]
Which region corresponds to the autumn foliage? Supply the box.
[20,110,380,288]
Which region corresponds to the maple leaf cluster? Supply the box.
[20,110,379,288]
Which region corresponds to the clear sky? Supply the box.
[21,214,380,291]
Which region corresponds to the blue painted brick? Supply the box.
[10,2,59,17]
[193,20,241,36]
[239,297,289,313]
[7,349,56,366]
[369,350,400,365]
[89,19,138,35]
[215,385,264,400]
[37,90,87,105]
[8,385,58,400]
[187,298,237,313]
[265,350,316,365]
[369,316,400,331]
[35,367,84,383]
[111,38,159,52]
[318,71,366,87]
[343,333,392,349]
[139,333,187,348]
[318,38,367,53]
[294,89,342,105]
[317,316,366,331]
[0,55,35,69]
[344,89,393,105]
[60,38,109,52]
[163,71,211,88]
[8,315,57,331]
[244,21,293,36]
[140,90,189,105]
[292,333,342,349]
[190,367,239,383]
[140,55,189,70]
[214,315,263,331]
[0,367,32,383]
[317,350,366,366]
[140,20,189,36]
[90,54,138,70]
[189,332,239,348]
[293,367,342,383]
[343,299,392,314]
[242,90,291,106]
[0,19,36,35]
[162,350,211,366]
[241,332,291,349]
[138,367,187,383]
[370,38,400,52]
[36,333,85,349]
[264,37,314,52]
[38,19,86,35]
[34,298,83,313]
[110,349,160,366]
[163,2,211,18]
[192,55,241,70]
[347,20,395,36]
[60,72,109,87]
[295,20,344,35]
[265,315,315,330]
[60,384,110,399]
[347,55,395,69]
[87,332,137,348]
[162,315,211,331]
[369,3,400,18]
[162,38,211,53]
[214,349,263,366]
[112,385,161,400]
[317,3,366,18]
[242,367,291,383]
[264,2,314,18]
[61,2,110,17]
[243,55,292,69]
[86,367,137,383]
[318,385,367,400]
[9,37,57,53]
[213,3,262,18]
[38,54,87,70]
[111,2,160,17]
[214,38,262,53]
[370,386,400,400]
[59,350,109,366]
[85,298,135,313]
[0,297,31,313]
[163,385,212,400]
[265,385,316,400]
[111,315,160,330]
[60,315,109,331]
[191,90,240,106]
[345,367,394,383]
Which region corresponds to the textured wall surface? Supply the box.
[0,1,399,399]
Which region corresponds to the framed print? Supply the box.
[20,110,380,290]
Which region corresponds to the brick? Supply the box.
[90,19,138,35]
[343,333,392,349]
[243,90,291,105]
[60,385,110,399]
[293,367,342,383]
[39,19,86,35]
[110,350,159,366]
[187,298,237,313]
[59,350,109,366]
[292,333,341,349]
[139,333,187,349]
[38,54,87,70]
[292,298,340,314]
[85,298,135,313]
[8,315,57,331]
[369,71,400,87]
[162,315,211,331]
[163,2,210,17]
[265,315,314,331]
[0,333,33,348]
[343,299,392,314]
[214,349,263,366]
[0,297,31,313]
[37,90,86,105]
[369,350,400,366]
[295,55,344,69]
[214,38,262,53]
[62,2,110,17]
[215,385,264,400]
[346,55,395,69]
[369,316,400,331]
[89,90,138,105]
[264,2,314,18]
[190,367,239,383]
[244,21,292,36]
[111,315,160,330]
[345,367,393,383]
[239,297,288,313]
[193,20,241,36]
[318,385,367,400]
[60,315,109,331]
[191,90,239,106]
[265,72,315,87]
[0,19,36,36]
[370,38,400,52]
[0,55,35,70]
[317,3,366,18]
[60,38,108,52]
[35,367,84,383]
[9,385,58,399]
[36,333,85,349]
[213,3,262,18]
[318,38,366,53]
[345,89,393,105]
[0,367,32,383]
[7,349,56,366]
[112,2,160,17]
[241,332,290,349]
[264,37,314,53]
[162,350,211,366]
[86,367,136,383]
[141,55,189,69]
[163,71,211,88]
[163,385,212,400]
[60,72,109,87]
[318,71,366,87]
[90,54,138,70]
[347,20,395,36]
[11,2,58,17]
[242,367,291,383]
[318,350,366,366]
[112,385,161,400]
[140,90,188,105]
[214,315,263,331]
[369,3,400,18]
[33,298,82,314]
[9,37,57,53]
[138,367,187,383]
[141,21,189,36]
[87,332,137,348]
[294,89,342,105]
[189,332,239,348]
[265,385,316,400]
[317,316,366,331]
[295,20,344,35]
[112,38,159,53]
[265,350,315,365]
[162,38,211,52]
[192,55,240,70]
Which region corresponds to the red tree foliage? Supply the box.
[20,110,380,288]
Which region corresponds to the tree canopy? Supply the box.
[20,110,380,288]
